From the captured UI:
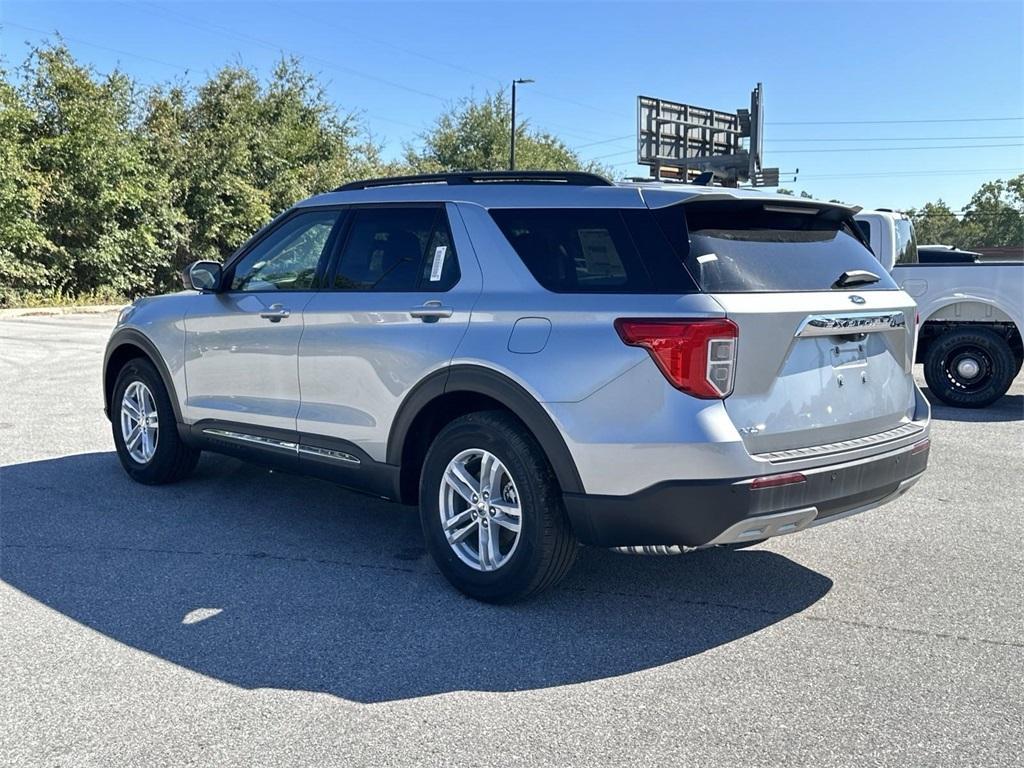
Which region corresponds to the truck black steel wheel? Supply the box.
[923,326,1015,408]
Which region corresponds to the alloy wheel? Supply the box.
[120,380,159,464]
[439,448,523,572]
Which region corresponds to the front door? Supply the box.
[184,208,343,433]
[297,203,481,462]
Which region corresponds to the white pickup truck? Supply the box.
[855,209,1023,408]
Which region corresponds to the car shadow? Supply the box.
[1,452,832,703]
[922,388,1024,423]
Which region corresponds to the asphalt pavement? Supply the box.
[1,311,1022,767]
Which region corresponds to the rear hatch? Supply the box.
[650,195,918,456]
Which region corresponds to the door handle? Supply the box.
[409,301,453,322]
[259,303,291,323]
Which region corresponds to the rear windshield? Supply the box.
[489,208,698,294]
[655,200,899,293]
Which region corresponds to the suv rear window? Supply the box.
[654,200,899,293]
[490,208,698,294]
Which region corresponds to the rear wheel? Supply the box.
[419,411,577,603]
[112,358,200,484]
[923,326,1015,408]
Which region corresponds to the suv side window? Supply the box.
[230,210,341,292]
[490,208,697,294]
[331,206,460,291]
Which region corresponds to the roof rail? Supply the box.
[334,170,614,192]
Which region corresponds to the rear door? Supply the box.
[652,197,918,455]
[296,203,481,462]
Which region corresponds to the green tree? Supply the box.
[404,90,607,175]
[958,175,1024,248]
[907,200,963,246]
[160,58,387,270]
[5,44,178,299]
[0,75,53,300]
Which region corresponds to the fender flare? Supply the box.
[919,296,1021,330]
[103,327,184,424]
[387,365,584,495]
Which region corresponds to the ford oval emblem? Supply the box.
[849,295,866,305]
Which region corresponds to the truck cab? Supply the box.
[854,209,919,271]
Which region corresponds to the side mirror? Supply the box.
[182,260,222,292]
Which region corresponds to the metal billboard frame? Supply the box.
[637,83,777,186]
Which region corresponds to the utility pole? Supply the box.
[509,78,534,170]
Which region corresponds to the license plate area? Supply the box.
[831,338,868,369]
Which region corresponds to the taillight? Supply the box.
[614,318,739,398]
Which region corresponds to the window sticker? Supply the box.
[429,245,447,281]
[696,253,718,263]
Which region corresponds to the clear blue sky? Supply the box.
[2,0,1022,212]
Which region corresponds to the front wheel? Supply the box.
[923,326,1015,408]
[419,411,577,603]
[112,357,200,484]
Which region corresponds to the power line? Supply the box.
[594,141,1024,162]
[578,133,1024,155]
[768,116,1024,126]
[131,1,449,103]
[772,142,1024,154]
[797,167,1024,180]
[2,21,189,71]
[771,134,1024,143]
[4,15,432,133]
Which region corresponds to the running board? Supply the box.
[201,428,361,465]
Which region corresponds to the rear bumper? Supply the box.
[563,439,930,548]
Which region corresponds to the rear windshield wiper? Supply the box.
[832,269,880,289]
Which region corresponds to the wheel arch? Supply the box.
[388,365,584,505]
[103,329,183,424]
[916,299,1021,365]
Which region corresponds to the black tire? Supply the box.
[923,326,1016,409]
[111,357,200,484]
[419,410,577,603]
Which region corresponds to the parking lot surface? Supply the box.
[1,311,1022,767]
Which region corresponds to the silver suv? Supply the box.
[103,171,932,601]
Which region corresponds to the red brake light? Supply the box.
[614,318,738,398]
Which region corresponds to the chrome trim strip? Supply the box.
[202,428,298,452]
[702,507,819,547]
[795,311,907,338]
[755,422,925,463]
[297,445,361,465]
[201,428,362,465]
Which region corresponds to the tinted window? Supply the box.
[230,210,340,291]
[655,201,899,293]
[894,218,919,264]
[332,207,460,291]
[490,208,697,294]
[856,220,872,244]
